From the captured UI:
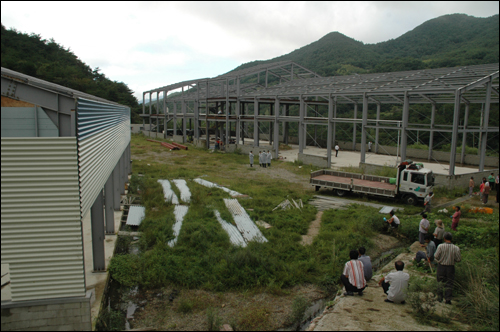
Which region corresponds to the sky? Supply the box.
[1,1,499,101]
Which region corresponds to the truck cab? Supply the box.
[397,162,434,205]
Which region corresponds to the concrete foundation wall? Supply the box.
[1,291,92,331]
[298,153,328,168]
[338,142,498,167]
[141,130,163,139]
[360,162,498,190]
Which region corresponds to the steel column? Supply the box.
[273,98,280,158]
[327,94,333,168]
[460,103,470,164]
[375,104,380,153]
[449,90,462,176]
[253,98,259,147]
[360,93,368,163]
[113,163,120,211]
[225,79,230,146]
[299,97,305,153]
[163,91,167,139]
[428,104,436,161]
[90,189,105,271]
[352,104,358,150]
[105,173,114,234]
[182,100,187,143]
[236,78,241,144]
[478,78,492,171]
[400,92,410,161]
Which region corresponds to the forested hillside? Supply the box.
[0,24,142,123]
[232,14,499,76]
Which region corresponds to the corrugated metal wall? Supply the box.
[1,137,85,301]
[77,98,130,217]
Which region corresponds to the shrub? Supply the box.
[288,295,310,326]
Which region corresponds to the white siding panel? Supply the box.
[77,98,130,218]
[1,137,85,301]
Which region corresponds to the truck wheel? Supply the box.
[404,194,417,206]
[336,189,347,197]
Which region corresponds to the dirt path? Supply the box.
[301,211,324,245]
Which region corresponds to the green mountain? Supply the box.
[1,24,142,123]
[231,14,499,76]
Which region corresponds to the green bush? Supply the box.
[108,254,142,287]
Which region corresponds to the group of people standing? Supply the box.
[248,150,272,168]
[469,173,499,204]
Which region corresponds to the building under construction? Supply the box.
[142,61,499,176]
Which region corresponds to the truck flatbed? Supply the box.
[313,174,396,191]
[310,170,396,197]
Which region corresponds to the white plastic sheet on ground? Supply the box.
[168,205,189,247]
[193,178,243,197]
[158,179,179,204]
[126,205,146,226]
[224,198,267,243]
[172,179,191,203]
[213,210,247,247]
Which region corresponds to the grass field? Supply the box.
[104,133,499,331]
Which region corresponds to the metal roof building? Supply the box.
[1,67,131,330]
[142,61,499,175]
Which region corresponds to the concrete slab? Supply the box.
[275,144,492,175]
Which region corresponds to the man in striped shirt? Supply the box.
[341,250,366,296]
[434,232,462,304]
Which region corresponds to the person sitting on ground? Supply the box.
[358,247,373,282]
[413,234,436,265]
[419,214,430,247]
[433,219,445,247]
[451,206,461,231]
[378,260,410,304]
[385,210,400,229]
[341,250,366,296]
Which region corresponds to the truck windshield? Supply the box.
[427,172,434,186]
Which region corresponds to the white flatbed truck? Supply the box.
[310,162,434,205]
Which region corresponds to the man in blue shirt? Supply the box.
[358,247,372,281]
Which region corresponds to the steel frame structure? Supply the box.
[142,61,499,175]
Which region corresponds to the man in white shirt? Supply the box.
[419,214,430,247]
[378,260,409,304]
[335,144,340,157]
[249,151,254,167]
